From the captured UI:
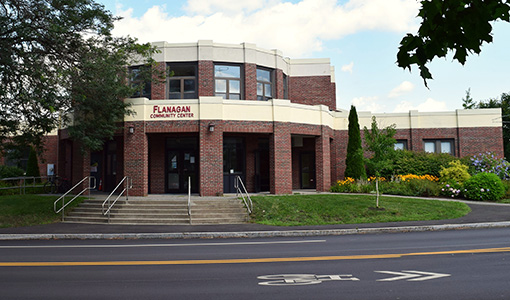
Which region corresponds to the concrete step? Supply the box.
[64,196,250,225]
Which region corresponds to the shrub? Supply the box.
[0,165,24,179]
[470,152,510,179]
[393,150,456,177]
[439,160,471,183]
[463,172,505,201]
[331,177,360,193]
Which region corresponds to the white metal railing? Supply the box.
[234,175,252,214]
[102,176,133,223]
[54,176,96,221]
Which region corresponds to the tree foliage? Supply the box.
[0,0,158,153]
[464,92,510,159]
[344,105,366,179]
[363,116,397,177]
[397,0,510,86]
[462,88,475,109]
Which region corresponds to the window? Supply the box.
[168,64,197,99]
[215,65,241,99]
[424,139,455,155]
[256,68,273,101]
[394,140,408,150]
[129,66,151,99]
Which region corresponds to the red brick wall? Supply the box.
[199,120,223,196]
[198,61,214,97]
[39,135,58,176]
[289,76,336,110]
[124,121,148,196]
[245,63,257,100]
[145,120,199,133]
[270,122,292,194]
[71,141,90,193]
[151,62,166,100]
[458,127,504,158]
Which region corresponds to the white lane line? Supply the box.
[0,239,326,249]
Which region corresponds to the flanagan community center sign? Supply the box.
[150,105,194,119]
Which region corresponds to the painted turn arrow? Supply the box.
[375,270,451,281]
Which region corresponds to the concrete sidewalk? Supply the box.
[1,199,510,240]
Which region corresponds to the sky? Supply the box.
[96,0,510,113]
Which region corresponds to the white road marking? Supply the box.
[376,270,451,281]
[0,239,325,249]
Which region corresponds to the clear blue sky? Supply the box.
[97,0,510,113]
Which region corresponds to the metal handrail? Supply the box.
[235,176,252,214]
[102,176,132,223]
[1,176,48,194]
[54,176,96,221]
[188,176,192,225]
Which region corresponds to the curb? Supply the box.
[2,221,510,240]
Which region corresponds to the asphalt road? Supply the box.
[1,228,510,299]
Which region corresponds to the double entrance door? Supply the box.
[166,137,198,194]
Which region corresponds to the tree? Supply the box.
[476,92,510,159]
[25,147,40,179]
[462,88,476,109]
[363,117,397,208]
[363,116,397,177]
[344,105,366,180]
[0,0,158,153]
[397,0,510,86]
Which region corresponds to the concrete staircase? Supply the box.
[64,195,250,225]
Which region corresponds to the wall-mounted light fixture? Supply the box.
[208,122,216,132]
[128,125,135,134]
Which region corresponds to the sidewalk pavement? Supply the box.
[1,199,510,240]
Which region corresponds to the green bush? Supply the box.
[463,172,505,201]
[440,181,463,198]
[379,179,440,197]
[394,151,457,177]
[0,165,24,179]
[439,160,471,183]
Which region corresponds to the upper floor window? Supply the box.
[129,66,151,99]
[215,65,241,100]
[395,140,408,150]
[424,139,455,155]
[257,68,273,101]
[168,64,197,99]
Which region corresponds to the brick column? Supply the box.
[124,121,148,196]
[199,120,223,196]
[71,141,91,194]
[198,61,214,97]
[270,122,292,194]
[245,63,257,100]
[151,62,166,100]
[315,129,331,192]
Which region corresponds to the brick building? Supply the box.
[9,41,503,196]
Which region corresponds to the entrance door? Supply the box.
[166,137,198,194]
[223,137,245,193]
[300,152,316,189]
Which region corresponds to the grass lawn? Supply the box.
[250,194,471,226]
[0,195,83,228]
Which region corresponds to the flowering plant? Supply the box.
[470,152,510,179]
[440,181,462,198]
